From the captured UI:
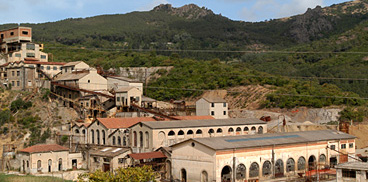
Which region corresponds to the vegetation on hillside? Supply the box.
[0,173,72,182]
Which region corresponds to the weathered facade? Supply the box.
[88,146,131,172]
[170,130,356,182]
[336,162,368,182]
[196,97,228,119]
[130,118,267,153]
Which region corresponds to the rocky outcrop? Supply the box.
[288,6,335,43]
[152,4,214,19]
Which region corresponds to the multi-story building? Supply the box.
[196,96,228,119]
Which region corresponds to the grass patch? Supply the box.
[0,173,72,182]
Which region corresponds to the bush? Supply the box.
[10,98,32,112]
[61,135,68,144]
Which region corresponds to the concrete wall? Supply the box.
[116,87,142,107]
[172,141,216,182]
[79,70,107,91]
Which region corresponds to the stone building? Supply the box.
[170,130,356,182]
[129,118,267,153]
[88,146,131,172]
[18,144,70,174]
[196,96,228,119]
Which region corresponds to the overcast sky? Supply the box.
[0,0,349,24]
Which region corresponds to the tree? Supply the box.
[78,165,157,182]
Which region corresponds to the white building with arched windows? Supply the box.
[170,130,356,182]
[129,118,267,153]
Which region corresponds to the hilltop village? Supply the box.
[0,27,367,182]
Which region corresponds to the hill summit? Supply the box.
[152,4,214,19]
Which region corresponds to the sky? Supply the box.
[0,0,350,24]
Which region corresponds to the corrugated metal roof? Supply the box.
[89,146,130,157]
[54,72,89,81]
[142,118,266,129]
[63,61,82,67]
[336,162,368,170]
[185,130,355,151]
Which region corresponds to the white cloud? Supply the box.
[138,0,169,11]
[239,0,325,22]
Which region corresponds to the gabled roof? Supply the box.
[141,118,265,129]
[200,96,226,103]
[128,151,166,160]
[173,115,214,120]
[19,144,69,154]
[173,130,356,151]
[73,122,91,128]
[54,72,89,81]
[336,162,368,170]
[63,61,83,67]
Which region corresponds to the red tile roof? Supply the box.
[19,144,69,153]
[24,61,66,65]
[97,117,157,129]
[128,151,166,160]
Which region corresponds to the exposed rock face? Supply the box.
[153,4,214,19]
[288,6,335,43]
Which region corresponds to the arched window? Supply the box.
[236,127,241,133]
[187,130,194,135]
[196,129,203,134]
[258,126,263,134]
[112,136,116,145]
[37,160,41,172]
[262,161,272,176]
[216,128,223,133]
[133,131,137,146]
[178,130,185,136]
[27,161,29,168]
[201,170,208,182]
[58,158,62,171]
[319,154,326,164]
[123,136,126,146]
[168,130,175,136]
[308,155,317,170]
[181,168,187,182]
[297,157,306,170]
[251,126,256,131]
[91,130,94,144]
[221,166,232,181]
[228,128,234,133]
[102,130,106,145]
[96,129,100,145]
[48,159,52,172]
[244,127,249,131]
[236,164,246,180]
[75,129,80,134]
[82,129,86,134]
[275,159,284,176]
[286,158,295,172]
[249,162,259,178]
[208,129,215,134]
[145,132,149,148]
[139,131,143,147]
[118,136,121,146]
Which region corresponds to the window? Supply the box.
[297,157,306,170]
[217,128,223,133]
[22,31,28,35]
[228,128,234,133]
[0,34,3,39]
[349,143,354,148]
[40,66,44,70]
[286,158,295,172]
[117,97,120,102]
[211,103,214,107]
[330,145,335,150]
[47,66,50,70]
[103,158,110,162]
[223,103,226,107]
[168,131,175,136]
[236,127,241,133]
[29,65,34,68]
[178,130,184,135]
[341,144,346,149]
[88,80,90,83]
[17,71,20,76]
[17,81,20,86]
[211,111,214,116]
[262,161,272,176]
[15,53,21,57]
[10,32,14,36]
[236,164,246,180]
[187,130,193,135]
[244,127,249,131]
[208,129,214,134]
[26,44,35,50]
[9,53,12,57]
[26,53,35,58]
[196,129,203,134]
[12,71,14,76]
[118,158,126,164]
[93,157,99,162]
[41,55,47,59]
[112,136,116,145]
[342,169,356,178]
[53,66,57,70]
[11,81,14,87]
[223,111,226,115]
[118,136,121,145]
[249,162,260,178]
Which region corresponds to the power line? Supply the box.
[45,46,368,54]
